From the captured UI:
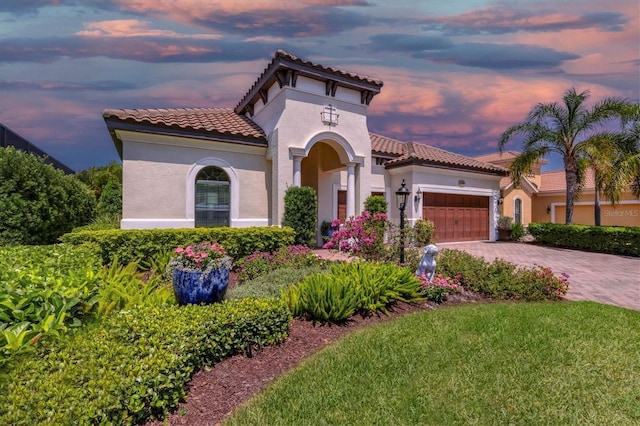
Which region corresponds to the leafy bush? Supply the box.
[60,227,296,266]
[0,244,103,364]
[528,223,640,256]
[282,186,317,246]
[0,147,96,245]
[436,249,570,301]
[364,195,387,215]
[96,259,175,319]
[0,298,291,425]
[283,262,424,323]
[227,265,332,300]
[497,215,513,230]
[235,245,322,283]
[413,219,435,246]
[511,222,526,241]
[96,178,122,217]
[436,249,490,290]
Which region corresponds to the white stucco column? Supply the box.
[347,162,356,219]
[292,156,302,187]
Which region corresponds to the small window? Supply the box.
[195,166,230,227]
[514,198,522,225]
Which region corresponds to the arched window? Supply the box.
[195,166,230,227]
[514,198,522,225]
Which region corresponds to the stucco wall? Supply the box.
[250,76,374,224]
[535,192,640,226]
[118,131,269,229]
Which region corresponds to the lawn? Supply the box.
[226,302,640,425]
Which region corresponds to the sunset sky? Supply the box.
[1,0,638,172]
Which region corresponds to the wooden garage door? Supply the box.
[423,193,489,243]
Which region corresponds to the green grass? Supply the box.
[225,302,640,425]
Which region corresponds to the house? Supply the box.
[1,122,74,174]
[477,151,639,227]
[103,50,508,244]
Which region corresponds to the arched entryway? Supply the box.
[195,166,230,227]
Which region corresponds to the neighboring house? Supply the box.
[104,50,507,244]
[477,151,640,227]
[0,122,74,174]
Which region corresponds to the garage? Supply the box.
[423,193,489,243]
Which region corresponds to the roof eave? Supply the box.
[385,157,509,176]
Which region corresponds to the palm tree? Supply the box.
[498,88,633,224]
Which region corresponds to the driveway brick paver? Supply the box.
[440,241,640,311]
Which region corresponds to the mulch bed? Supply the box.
[147,278,489,426]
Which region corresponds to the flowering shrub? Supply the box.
[322,211,387,259]
[167,242,232,274]
[518,267,570,300]
[419,273,461,303]
[235,245,320,283]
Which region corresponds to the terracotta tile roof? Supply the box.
[236,50,383,114]
[103,107,267,141]
[540,169,596,192]
[474,151,520,163]
[474,151,549,167]
[370,133,507,175]
[370,133,405,156]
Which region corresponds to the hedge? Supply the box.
[60,226,296,265]
[0,298,291,425]
[528,223,640,257]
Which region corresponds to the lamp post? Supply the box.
[396,179,411,264]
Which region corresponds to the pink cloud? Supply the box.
[76,20,221,39]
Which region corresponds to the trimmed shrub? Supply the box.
[0,298,291,425]
[528,222,640,256]
[60,227,296,266]
[0,147,95,245]
[413,218,435,246]
[364,195,387,215]
[282,186,317,246]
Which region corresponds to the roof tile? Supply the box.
[103,107,266,141]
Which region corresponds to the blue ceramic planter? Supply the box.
[172,267,229,305]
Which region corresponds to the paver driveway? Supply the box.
[440,241,640,311]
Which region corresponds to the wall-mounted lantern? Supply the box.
[321,104,339,127]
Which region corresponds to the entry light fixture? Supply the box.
[547,206,551,214]
[458,179,465,187]
[321,104,339,127]
[396,179,411,264]
[414,187,422,203]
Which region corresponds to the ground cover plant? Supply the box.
[0,244,103,363]
[227,264,331,300]
[226,302,640,425]
[234,245,322,284]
